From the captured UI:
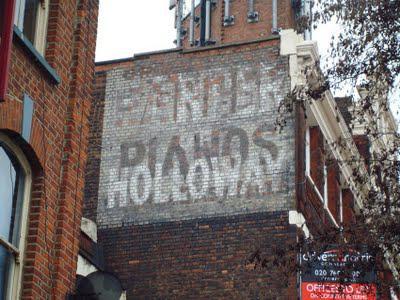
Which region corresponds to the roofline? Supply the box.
[95,57,134,66]
[95,47,182,66]
[95,35,281,66]
[133,47,182,59]
[182,35,280,54]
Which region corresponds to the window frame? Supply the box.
[0,133,32,299]
[339,187,343,225]
[14,0,49,54]
[323,162,328,207]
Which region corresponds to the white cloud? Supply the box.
[96,0,176,61]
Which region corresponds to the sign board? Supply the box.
[301,282,376,300]
[301,247,377,300]
[97,48,294,226]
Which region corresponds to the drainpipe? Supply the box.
[205,0,211,42]
[247,0,259,22]
[272,0,278,33]
[223,0,234,26]
[0,0,17,101]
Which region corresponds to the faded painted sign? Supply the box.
[98,48,294,226]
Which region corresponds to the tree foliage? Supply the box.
[272,0,400,295]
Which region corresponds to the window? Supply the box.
[14,0,49,54]
[0,133,31,300]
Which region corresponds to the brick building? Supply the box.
[81,0,397,299]
[0,0,98,298]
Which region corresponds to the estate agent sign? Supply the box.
[301,247,377,299]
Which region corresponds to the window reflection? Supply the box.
[0,246,11,300]
[0,144,25,299]
[23,0,40,44]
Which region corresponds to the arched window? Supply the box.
[0,133,31,299]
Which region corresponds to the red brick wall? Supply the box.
[342,188,356,226]
[295,104,306,209]
[82,70,107,222]
[309,126,324,194]
[327,161,340,223]
[99,211,298,299]
[85,36,297,298]
[0,0,98,298]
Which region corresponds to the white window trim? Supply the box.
[305,174,339,228]
[14,0,50,54]
[305,124,339,227]
[339,187,343,225]
[305,127,310,177]
[323,163,328,207]
[0,133,32,299]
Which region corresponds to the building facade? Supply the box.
[0,0,98,299]
[81,0,397,299]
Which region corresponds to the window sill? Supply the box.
[13,26,61,84]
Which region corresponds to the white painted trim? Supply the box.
[390,287,399,300]
[34,0,50,54]
[339,188,343,224]
[76,255,98,277]
[14,0,25,29]
[280,32,369,210]
[289,211,310,238]
[306,175,339,229]
[308,88,368,210]
[305,127,310,176]
[323,163,328,206]
[81,218,98,243]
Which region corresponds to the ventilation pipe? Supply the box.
[205,0,212,41]
[247,0,259,22]
[189,0,195,45]
[272,0,278,33]
[223,0,234,26]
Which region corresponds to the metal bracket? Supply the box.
[271,27,280,34]
[247,11,259,23]
[223,15,235,26]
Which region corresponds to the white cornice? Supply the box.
[280,29,368,210]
